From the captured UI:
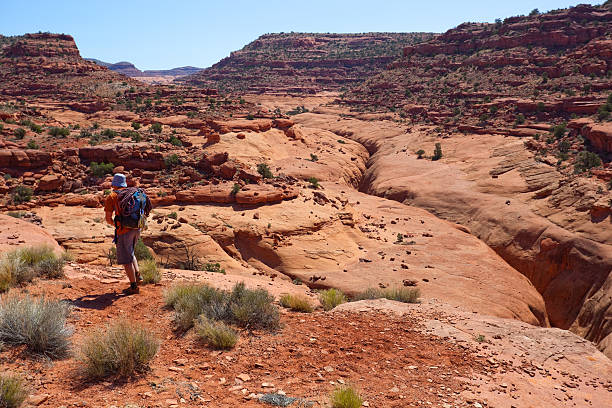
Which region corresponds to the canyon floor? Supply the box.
[2,93,611,407]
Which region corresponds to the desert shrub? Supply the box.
[228,283,279,330]
[558,139,571,153]
[89,161,114,178]
[0,373,27,408]
[279,294,313,313]
[167,211,178,219]
[552,123,567,139]
[13,128,26,139]
[515,113,526,125]
[0,124,3,132]
[308,177,320,189]
[597,104,611,121]
[151,123,162,133]
[26,140,38,149]
[353,287,420,303]
[164,154,180,168]
[168,135,182,146]
[134,238,153,261]
[415,149,425,159]
[330,386,363,408]
[79,320,159,379]
[131,122,141,130]
[101,128,117,139]
[11,185,32,204]
[78,129,92,139]
[138,259,161,284]
[6,211,25,219]
[0,246,65,290]
[0,295,71,358]
[257,163,274,179]
[194,316,238,350]
[231,183,241,195]
[29,123,42,134]
[48,127,69,137]
[203,262,225,274]
[246,114,255,120]
[165,282,279,331]
[432,142,442,161]
[310,153,318,162]
[574,151,602,173]
[319,288,346,311]
[121,129,140,141]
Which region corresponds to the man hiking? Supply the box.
[104,173,152,295]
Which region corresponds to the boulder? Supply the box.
[36,174,64,192]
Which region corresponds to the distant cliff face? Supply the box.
[345,3,612,127]
[86,58,202,83]
[0,33,131,99]
[177,32,434,93]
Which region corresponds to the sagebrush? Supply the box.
[279,294,313,313]
[80,320,159,379]
[194,316,238,350]
[0,295,72,358]
[319,288,346,311]
[353,287,420,304]
[0,373,27,408]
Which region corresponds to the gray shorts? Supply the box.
[116,229,140,265]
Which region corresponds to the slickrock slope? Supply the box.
[295,108,612,357]
[179,32,434,93]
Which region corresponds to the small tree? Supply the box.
[415,149,425,159]
[552,123,567,139]
[13,128,26,139]
[574,151,602,173]
[257,163,273,179]
[11,185,32,204]
[131,122,141,130]
[164,154,180,168]
[432,143,442,161]
[151,123,163,133]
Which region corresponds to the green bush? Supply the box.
[203,262,225,274]
[11,185,32,204]
[13,128,26,139]
[48,127,69,137]
[138,259,161,284]
[79,320,159,379]
[26,140,38,149]
[229,283,279,330]
[121,129,140,142]
[168,135,182,146]
[0,373,27,408]
[330,386,363,408]
[353,287,420,303]
[432,142,442,161]
[597,104,611,121]
[231,183,241,195]
[194,316,238,350]
[151,123,162,133]
[164,154,180,168]
[574,151,602,173]
[308,177,320,189]
[415,149,425,159]
[310,153,319,162]
[279,294,313,312]
[29,123,42,134]
[0,295,72,358]
[552,123,567,139]
[168,211,178,219]
[131,122,141,130]
[135,238,153,261]
[319,288,346,311]
[257,163,273,179]
[89,161,114,178]
[101,129,117,138]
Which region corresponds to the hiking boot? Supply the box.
[122,282,140,295]
[136,272,142,282]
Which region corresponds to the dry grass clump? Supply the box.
[0,373,27,408]
[165,282,280,332]
[138,259,161,284]
[0,295,71,358]
[0,246,67,292]
[194,316,238,350]
[79,320,159,379]
[353,287,420,304]
[279,294,313,313]
[330,385,363,408]
[319,288,346,311]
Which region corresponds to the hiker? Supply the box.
[104,173,152,295]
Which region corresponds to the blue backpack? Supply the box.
[115,188,150,229]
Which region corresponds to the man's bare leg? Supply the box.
[124,262,136,283]
[132,255,141,281]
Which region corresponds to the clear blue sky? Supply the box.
[1,0,601,70]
